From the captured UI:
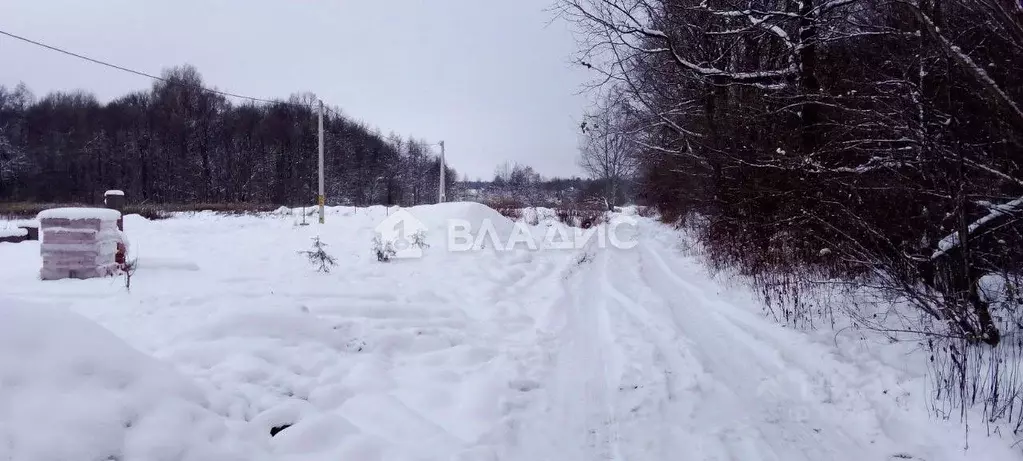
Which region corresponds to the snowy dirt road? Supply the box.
[0,205,1019,460]
[512,222,1019,461]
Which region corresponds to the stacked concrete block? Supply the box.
[37,208,123,281]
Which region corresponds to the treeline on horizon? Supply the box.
[0,65,455,207]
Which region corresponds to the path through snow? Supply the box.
[511,221,1019,461]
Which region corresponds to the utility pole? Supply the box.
[318,99,325,224]
[438,140,446,203]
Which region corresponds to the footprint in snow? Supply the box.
[509,379,541,392]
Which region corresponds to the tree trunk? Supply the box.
[798,0,821,157]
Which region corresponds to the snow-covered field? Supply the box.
[0,203,1019,460]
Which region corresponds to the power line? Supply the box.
[1,29,359,122]
[0,28,283,105]
[0,28,392,217]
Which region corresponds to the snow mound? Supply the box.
[407,202,517,237]
[124,214,154,226]
[0,298,265,461]
[520,207,559,225]
[37,207,121,221]
[0,227,27,238]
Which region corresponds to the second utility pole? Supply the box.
[438,140,446,203]
[318,99,325,224]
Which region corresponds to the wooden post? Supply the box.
[104,190,126,265]
[104,190,125,230]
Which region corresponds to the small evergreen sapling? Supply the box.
[373,235,396,262]
[372,230,427,262]
[123,256,138,291]
[300,236,337,272]
[409,230,429,250]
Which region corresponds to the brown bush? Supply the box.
[555,205,607,228]
[483,197,522,209]
[0,202,87,220]
[496,208,522,220]
[159,203,280,215]
[484,197,525,221]
[636,206,658,218]
[122,204,172,220]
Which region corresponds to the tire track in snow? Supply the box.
[511,244,625,461]
[574,248,624,461]
[515,219,1017,461]
[597,229,796,459]
[634,239,892,460]
[532,239,715,460]
[595,246,705,460]
[487,250,560,309]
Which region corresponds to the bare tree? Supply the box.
[579,95,638,210]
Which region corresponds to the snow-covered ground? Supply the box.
[0,203,1019,460]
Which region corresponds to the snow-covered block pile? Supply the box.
[0,298,264,460]
[37,207,123,280]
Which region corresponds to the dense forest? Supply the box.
[0,65,455,206]
[566,0,1023,424]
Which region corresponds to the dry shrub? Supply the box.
[0,202,87,220]
[123,204,171,220]
[556,204,607,228]
[636,205,658,218]
[163,203,280,215]
[497,208,522,220]
[0,202,282,221]
[524,209,540,226]
[484,197,525,221]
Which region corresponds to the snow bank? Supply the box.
[977,272,1021,309]
[407,202,517,238]
[519,207,559,225]
[0,227,27,238]
[0,298,266,461]
[37,207,122,221]
[10,219,39,228]
[615,205,638,215]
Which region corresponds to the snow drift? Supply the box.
[0,298,264,461]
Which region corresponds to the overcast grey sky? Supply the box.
[0,0,590,180]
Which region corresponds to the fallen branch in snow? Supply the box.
[931,196,1023,261]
